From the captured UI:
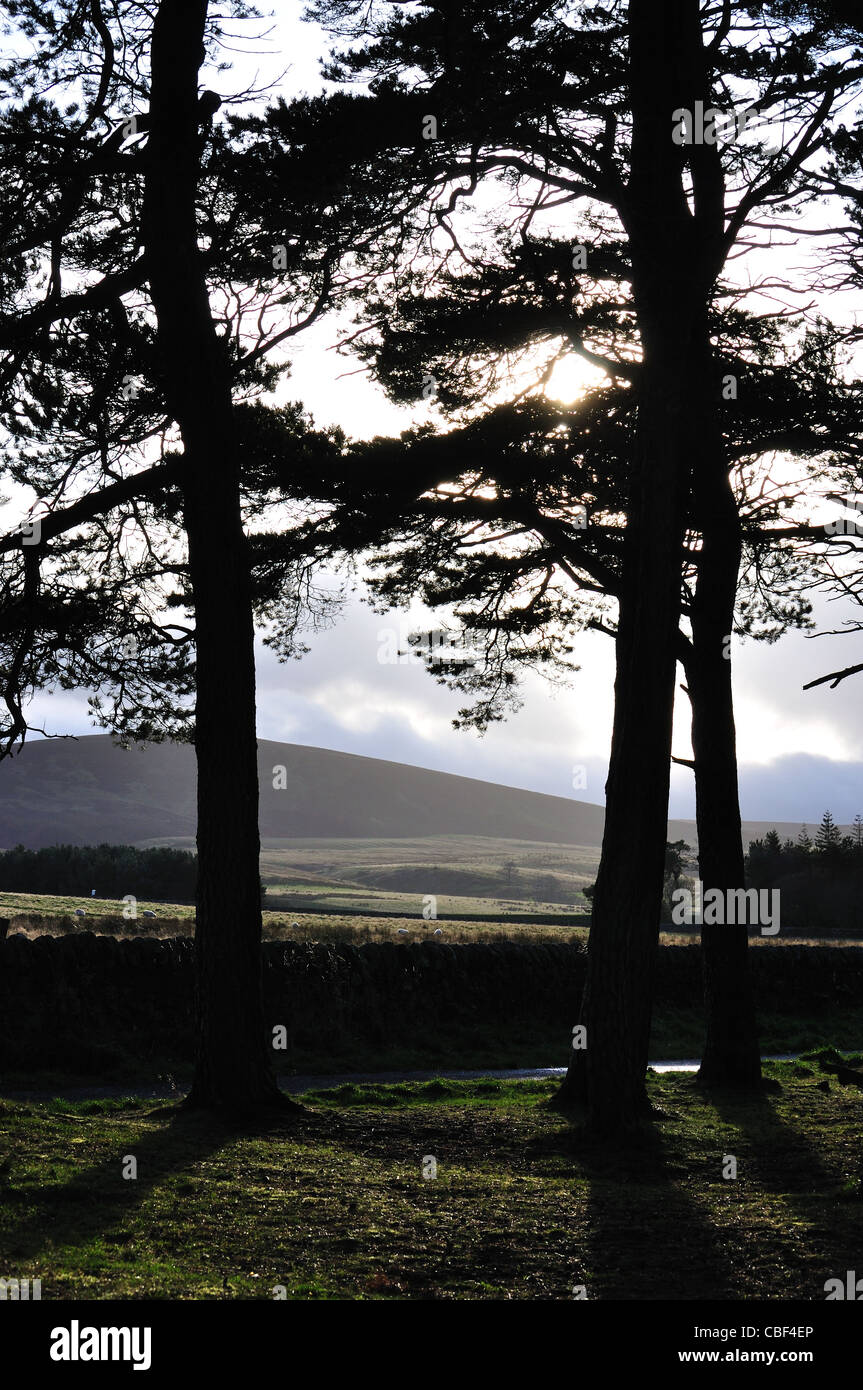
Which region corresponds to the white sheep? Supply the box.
[74,908,86,916]
[143,910,156,918]
[397,928,408,935]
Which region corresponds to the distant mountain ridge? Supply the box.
[0,734,840,850]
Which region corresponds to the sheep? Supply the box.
[397,928,408,935]
[142,910,156,919]
[74,908,86,916]
[433,928,443,936]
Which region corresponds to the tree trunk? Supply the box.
[555,0,725,1131]
[141,0,291,1114]
[555,363,690,1129]
[687,461,762,1088]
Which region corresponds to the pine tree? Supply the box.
[304,0,863,1122]
[0,0,398,1114]
[815,810,842,856]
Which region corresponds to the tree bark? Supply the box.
[556,371,689,1130]
[141,0,291,1114]
[555,0,726,1131]
[687,460,762,1088]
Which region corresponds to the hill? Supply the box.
[0,733,839,850]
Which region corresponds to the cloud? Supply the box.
[254,591,613,799]
[734,754,863,825]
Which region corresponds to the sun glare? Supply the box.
[544,355,607,404]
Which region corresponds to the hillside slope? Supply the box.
[0,735,606,848]
[0,733,831,849]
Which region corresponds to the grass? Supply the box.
[1,1062,861,1299]
[1,833,602,926]
[1,894,591,943]
[5,890,861,947]
[0,891,194,924]
[647,1005,863,1060]
[4,1006,863,1097]
[0,887,594,942]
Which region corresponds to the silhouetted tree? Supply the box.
[304,0,863,1126]
[815,810,843,857]
[0,0,394,1113]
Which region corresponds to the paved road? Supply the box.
[0,1056,802,1103]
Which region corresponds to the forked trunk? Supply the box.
[556,0,727,1130]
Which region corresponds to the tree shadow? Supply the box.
[705,1077,856,1297]
[0,1099,312,1268]
[527,1108,742,1299]
[305,1086,741,1299]
[707,1081,835,1193]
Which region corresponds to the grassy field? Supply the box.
[1,1060,861,1300]
[5,888,862,950]
[1,890,592,944]
[0,835,604,927]
[0,891,195,926]
[0,831,604,934]
[145,833,602,917]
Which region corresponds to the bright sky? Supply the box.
[9,4,863,827]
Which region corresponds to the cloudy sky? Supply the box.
[11,6,863,827]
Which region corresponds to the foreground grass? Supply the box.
[1,1064,861,1299]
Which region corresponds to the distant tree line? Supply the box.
[581,822,863,937]
[747,813,863,881]
[0,845,197,903]
[745,814,863,935]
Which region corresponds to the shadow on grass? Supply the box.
[304,1080,741,1299]
[6,1076,841,1301]
[0,1101,308,1269]
[708,1080,835,1194]
[706,1076,858,1297]
[530,1109,741,1300]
